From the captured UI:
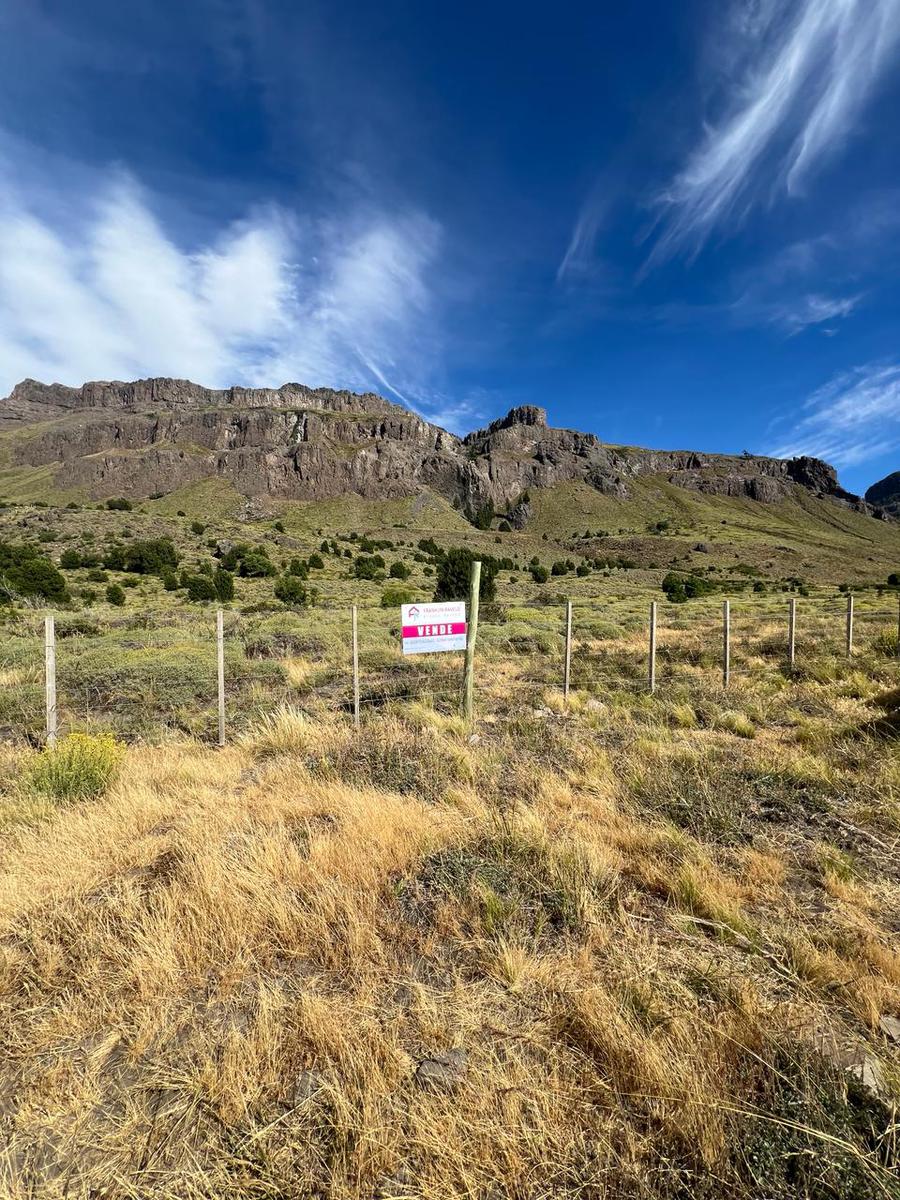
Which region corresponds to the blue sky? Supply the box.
[1,0,899,494]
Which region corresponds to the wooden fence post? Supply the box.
[897,592,900,659]
[649,601,657,694]
[352,604,360,730]
[846,592,854,657]
[563,600,572,699]
[44,614,57,747]
[216,608,225,748]
[461,560,481,723]
[788,597,797,668]
[722,599,731,689]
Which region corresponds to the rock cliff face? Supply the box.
[0,377,879,521]
[866,472,900,518]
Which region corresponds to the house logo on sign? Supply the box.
[407,605,420,619]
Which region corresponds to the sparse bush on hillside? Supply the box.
[662,571,717,603]
[26,731,125,802]
[470,500,495,530]
[433,547,498,603]
[0,542,69,604]
[381,584,416,608]
[218,543,277,578]
[353,554,385,581]
[238,550,277,578]
[105,497,132,511]
[185,575,217,602]
[273,575,310,607]
[213,568,234,602]
[105,583,126,606]
[126,538,180,575]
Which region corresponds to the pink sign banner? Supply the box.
[400,601,467,655]
[402,622,467,638]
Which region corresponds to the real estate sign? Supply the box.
[401,601,467,655]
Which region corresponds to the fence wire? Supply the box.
[0,591,897,743]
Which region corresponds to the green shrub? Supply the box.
[381,584,416,608]
[434,547,498,602]
[469,500,494,530]
[389,560,411,580]
[106,497,132,511]
[120,538,180,575]
[353,554,385,580]
[662,572,717,603]
[308,553,325,570]
[214,568,234,602]
[0,542,69,603]
[105,583,126,607]
[238,551,276,578]
[27,732,125,802]
[274,575,310,607]
[185,575,217,602]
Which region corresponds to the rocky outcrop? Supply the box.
[866,471,900,518]
[0,376,879,521]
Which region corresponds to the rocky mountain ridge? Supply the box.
[0,377,886,524]
[866,472,900,518]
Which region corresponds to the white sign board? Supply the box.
[401,600,467,655]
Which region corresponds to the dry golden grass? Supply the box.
[1,660,899,1198]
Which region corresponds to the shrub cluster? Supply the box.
[27,731,125,802]
[0,542,69,603]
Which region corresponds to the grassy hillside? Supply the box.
[530,480,900,583]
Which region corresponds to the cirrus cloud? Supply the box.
[769,361,900,467]
[651,0,900,263]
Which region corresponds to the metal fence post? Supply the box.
[649,601,657,693]
[846,592,854,657]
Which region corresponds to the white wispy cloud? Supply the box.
[769,361,900,466]
[733,288,863,335]
[556,178,614,282]
[0,158,458,425]
[652,0,900,262]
